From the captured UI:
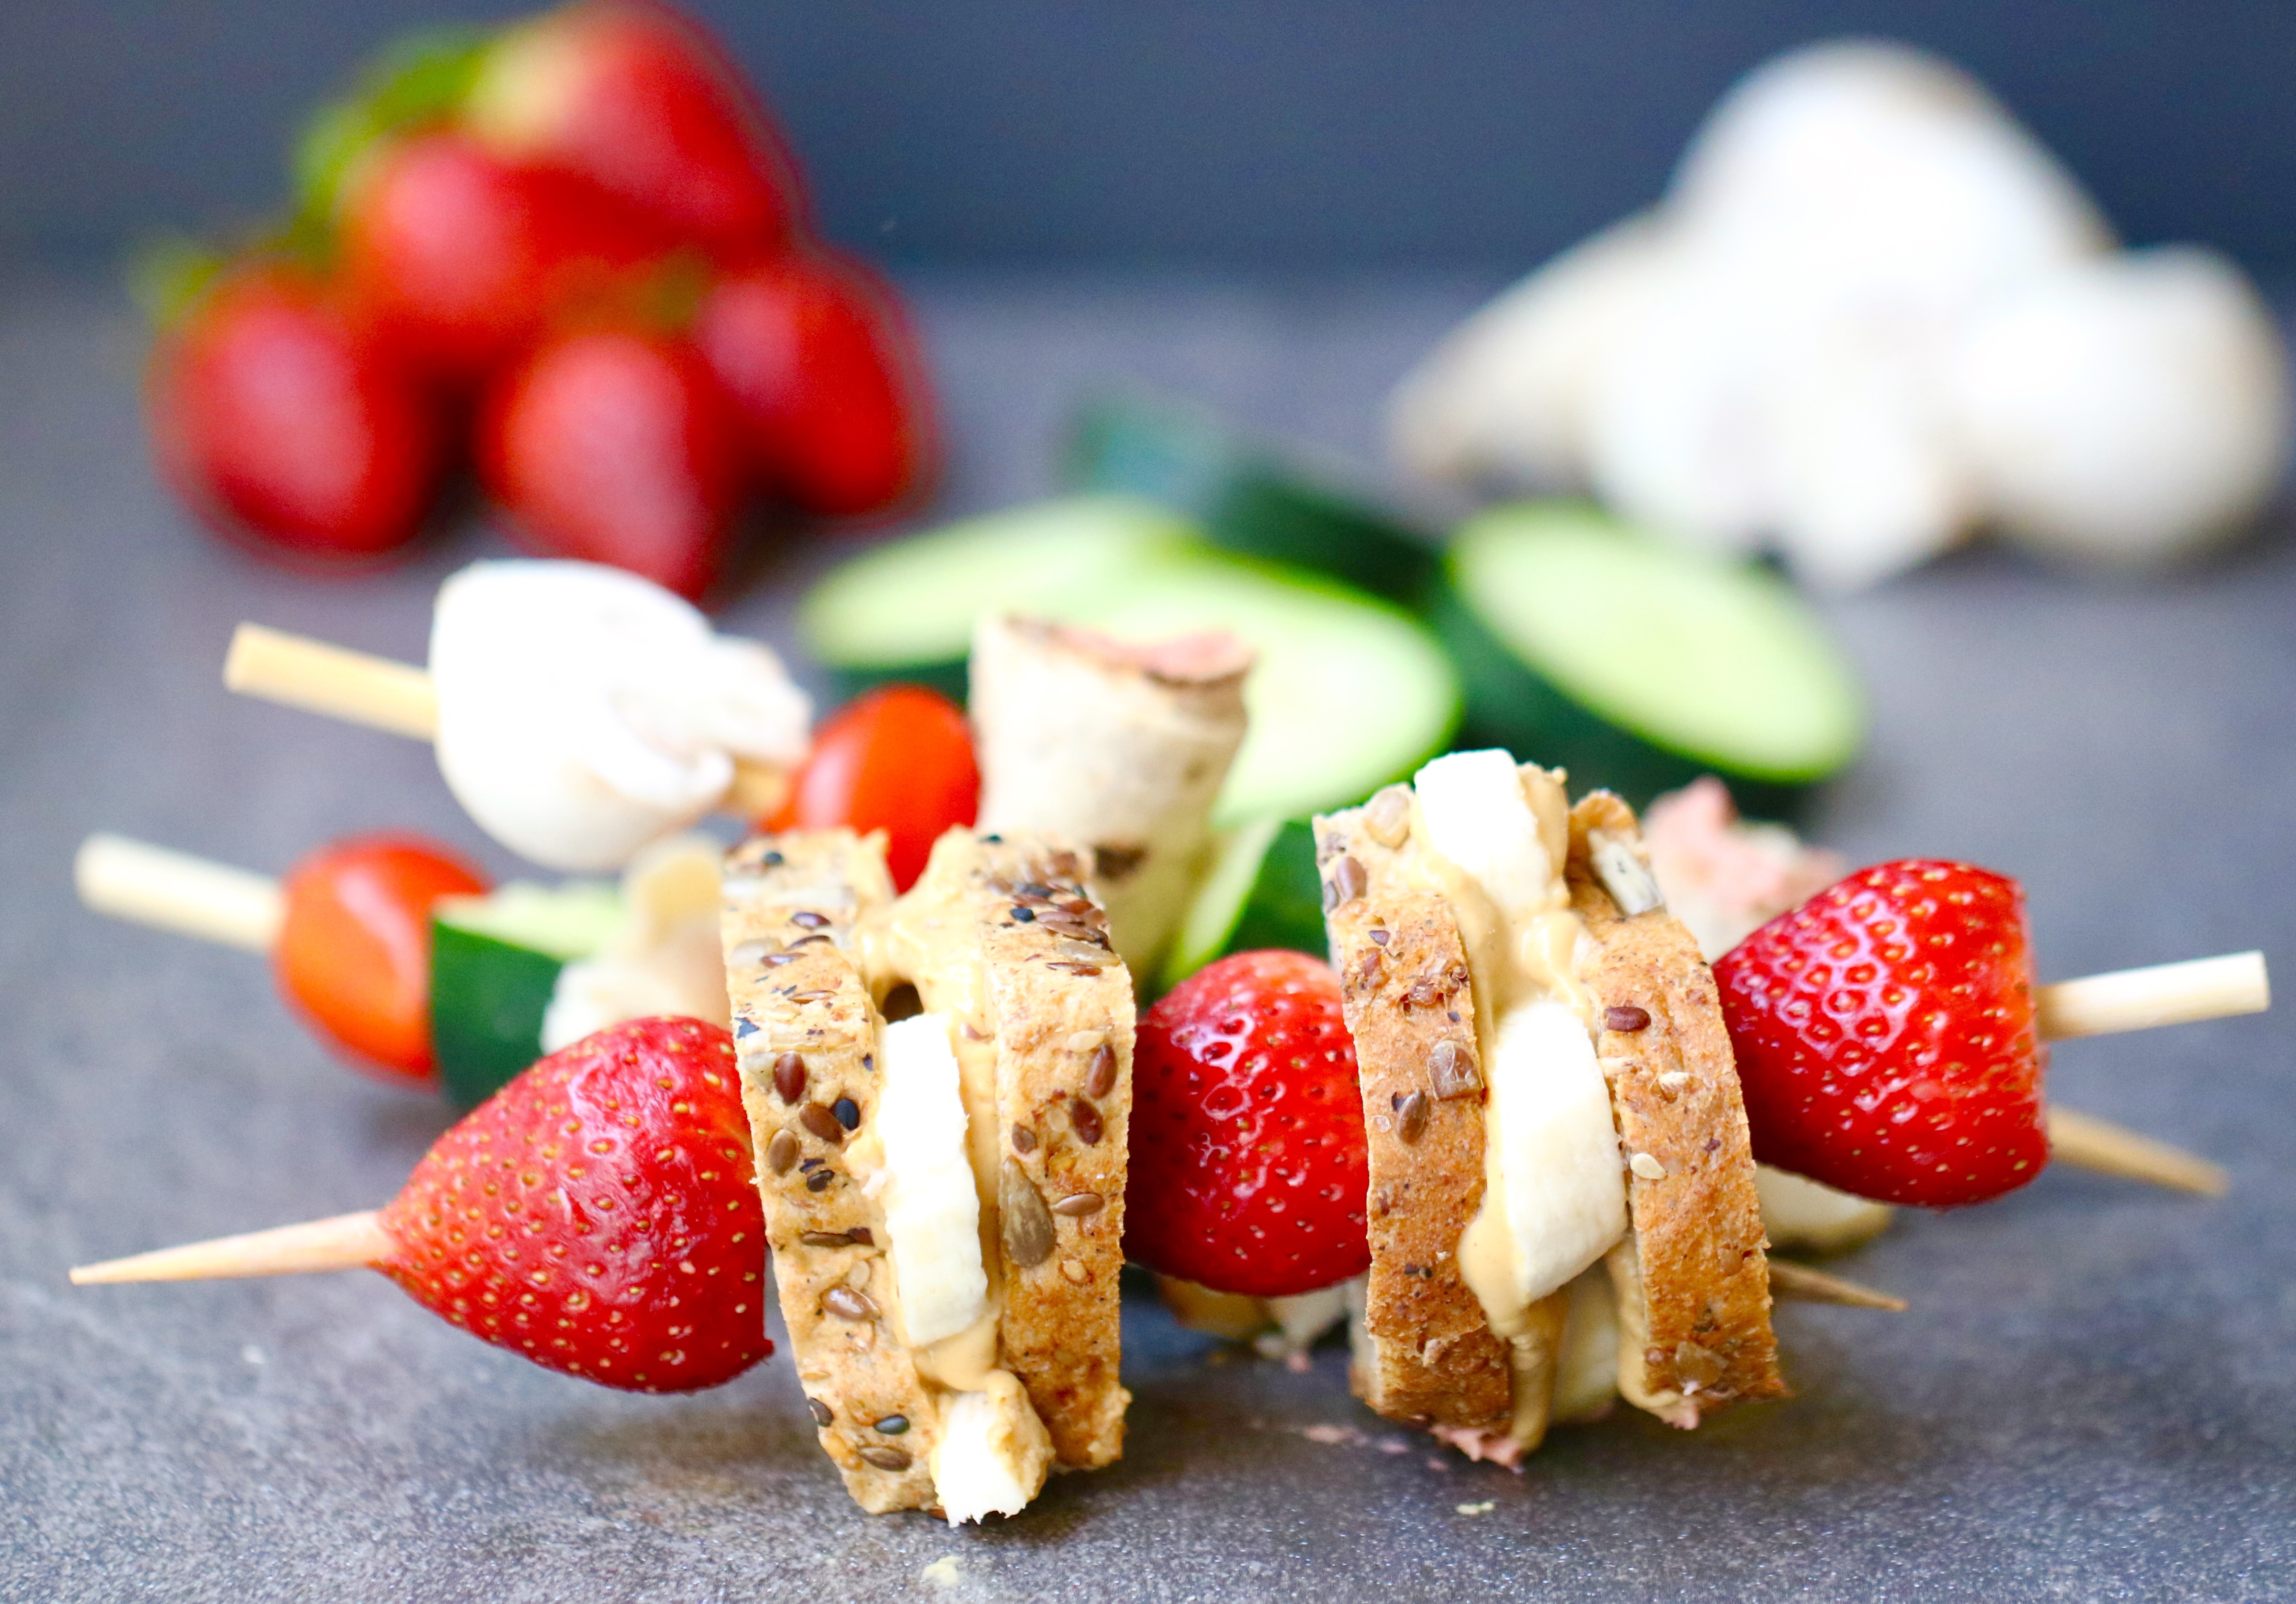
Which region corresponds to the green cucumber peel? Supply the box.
[428,881,621,1110]
[1062,393,1439,604]
[1440,503,1863,814]
[1159,819,1327,994]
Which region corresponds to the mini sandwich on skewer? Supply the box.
[1315,752,1784,1459]
[721,824,1135,1520]
[1125,749,2267,1462]
[64,818,1142,1525]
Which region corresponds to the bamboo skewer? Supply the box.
[77,1204,1914,1318]
[75,833,284,953]
[2045,1107,2229,1197]
[75,831,2259,1200]
[225,624,439,740]
[223,622,791,817]
[2037,951,2269,1040]
[70,1211,393,1284]
[1766,1259,1908,1312]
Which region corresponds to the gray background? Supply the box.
[4,2,2295,1598]
[4,0,2295,271]
[3,268,2292,1600]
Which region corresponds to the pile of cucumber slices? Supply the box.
[800,394,1866,988]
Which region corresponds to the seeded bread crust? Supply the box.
[1314,805,1513,1429]
[984,886,1134,1469]
[721,831,941,1515]
[1566,793,1787,1424]
[912,830,1137,1470]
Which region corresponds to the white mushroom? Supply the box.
[1668,40,2111,324]
[1945,247,2291,567]
[1389,213,1673,490]
[1390,38,2288,587]
[430,560,810,872]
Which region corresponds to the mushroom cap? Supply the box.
[1388,213,1675,489]
[1946,247,2292,566]
[1673,39,2111,328]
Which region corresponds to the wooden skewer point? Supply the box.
[2046,1106,2229,1197]
[70,1210,394,1285]
[2037,951,2268,1041]
[1767,1258,1907,1312]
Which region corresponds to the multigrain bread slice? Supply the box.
[1314,801,1512,1429]
[719,830,938,1514]
[903,828,1136,1469]
[1567,792,1787,1425]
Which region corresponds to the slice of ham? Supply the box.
[1642,777,1847,960]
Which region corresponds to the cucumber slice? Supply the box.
[1063,394,1438,604]
[797,495,1200,696]
[1076,557,1458,824]
[1158,819,1328,993]
[430,882,620,1109]
[1439,503,1864,817]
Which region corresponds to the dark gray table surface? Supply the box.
[2,267,2291,1602]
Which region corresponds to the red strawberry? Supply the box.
[476,322,743,600]
[1715,859,2049,1208]
[147,260,443,562]
[375,1016,769,1392]
[1125,950,1369,1298]
[466,0,803,253]
[339,131,669,381]
[695,249,937,518]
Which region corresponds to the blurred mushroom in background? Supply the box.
[1391,40,2292,589]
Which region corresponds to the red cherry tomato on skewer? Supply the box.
[274,834,489,1087]
[771,685,978,892]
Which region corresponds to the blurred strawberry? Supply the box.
[695,249,936,518]
[147,260,443,563]
[477,321,742,600]
[466,1,803,254]
[339,131,670,381]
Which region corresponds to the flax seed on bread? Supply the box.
[1314,800,1512,1429]
[1567,793,1787,1424]
[908,829,1137,1469]
[721,831,941,1514]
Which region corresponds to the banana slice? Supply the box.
[930,1379,1054,1525]
[1413,748,1565,923]
[1755,1165,1895,1254]
[541,834,731,1051]
[1481,999,1631,1305]
[877,1012,991,1348]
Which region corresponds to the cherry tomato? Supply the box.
[771,686,978,891]
[274,834,489,1087]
